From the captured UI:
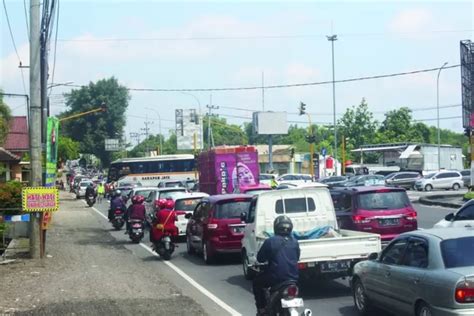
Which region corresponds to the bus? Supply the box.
[107,155,196,187]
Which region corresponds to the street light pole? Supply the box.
[179,92,203,150]
[327,34,338,175]
[145,107,162,155]
[437,62,448,171]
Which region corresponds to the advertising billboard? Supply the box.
[215,151,259,194]
[252,111,288,135]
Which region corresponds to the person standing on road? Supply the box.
[253,215,300,316]
[97,182,105,203]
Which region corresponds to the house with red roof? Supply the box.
[0,116,30,182]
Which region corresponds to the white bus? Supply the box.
[107,155,196,187]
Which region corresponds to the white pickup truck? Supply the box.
[241,185,381,280]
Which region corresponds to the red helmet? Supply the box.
[157,199,168,209]
[132,194,145,204]
[165,199,175,210]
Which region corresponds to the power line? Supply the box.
[49,0,60,96]
[23,0,29,40]
[3,0,28,95]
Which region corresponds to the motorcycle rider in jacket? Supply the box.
[253,215,300,316]
[124,195,146,233]
[85,183,96,200]
[150,199,178,243]
[108,190,126,221]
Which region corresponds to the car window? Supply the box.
[248,198,257,223]
[456,204,474,220]
[174,198,201,212]
[441,237,474,268]
[214,199,251,219]
[331,193,352,212]
[402,238,428,268]
[135,190,153,198]
[381,238,408,265]
[275,197,316,214]
[461,170,470,176]
[202,203,211,219]
[193,203,203,219]
[357,191,410,210]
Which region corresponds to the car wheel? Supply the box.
[242,250,256,280]
[424,184,433,192]
[353,278,372,315]
[203,241,215,264]
[186,235,195,255]
[416,301,432,316]
[452,183,461,191]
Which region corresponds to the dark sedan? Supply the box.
[385,171,422,190]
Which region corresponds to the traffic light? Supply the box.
[299,102,306,115]
[289,148,295,158]
[464,127,471,137]
[305,134,316,143]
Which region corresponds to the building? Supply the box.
[0,116,30,182]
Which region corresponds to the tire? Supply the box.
[424,184,433,192]
[203,241,215,264]
[452,183,461,191]
[352,278,372,315]
[416,301,432,316]
[161,251,171,261]
[242,250,256,280]
[186,235,195,255]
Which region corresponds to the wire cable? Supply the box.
[49,0,60,96]
[23,0,29,40]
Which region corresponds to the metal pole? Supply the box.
[145,108,162,155]
[268,135,273,172]
[262,71,265,111]
[327,34,338,175]
[437,62,448,171]
[29,0,42,259]
[307,113,314,179]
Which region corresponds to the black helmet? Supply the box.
[114,189,122,197]
[273,215,293,236]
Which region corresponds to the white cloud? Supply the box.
[389,8,433,33]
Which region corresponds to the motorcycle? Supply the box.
[128,219,145,243]
[111,208,125,230]
[86,195,96,207]
[152,227,175,260]
[264,280,312,316]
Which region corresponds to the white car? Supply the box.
[434,200,474,228]
[126,187,160,208]
[76,180,93,199]
[276,173,313,186]
[173,192,209,236]
[414,171,463,192]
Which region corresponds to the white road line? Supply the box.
[88,204,241,316]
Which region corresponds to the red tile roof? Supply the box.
[4,116,29,152]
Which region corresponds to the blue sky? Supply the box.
[1,0,473,144]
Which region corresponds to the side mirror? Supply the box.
[185,213,192,219]
[240,212,248,223]
[368,252,378,260]
[445,213,455,221]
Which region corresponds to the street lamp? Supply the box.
[145,107,163,155]
[327,34,338,175]
[437,62,448,171]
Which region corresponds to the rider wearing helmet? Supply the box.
[150,198,178,244]
[253,215,300,315]
[108,189,126,221]
[124,194,146,233]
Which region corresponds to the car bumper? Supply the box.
[209,238,242,253]
[431,306,474,316]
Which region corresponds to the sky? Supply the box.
[1,0,474,146]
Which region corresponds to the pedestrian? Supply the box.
[97,182,105,203]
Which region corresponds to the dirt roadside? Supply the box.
[0,192,207,316]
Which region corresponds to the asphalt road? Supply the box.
[92,197,456,316]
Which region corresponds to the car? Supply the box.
[318,176,349,188]
[75,180,93,199]
[414,171,463,192]
[276,173,313,186]
[144,187,188,221]
[126,187,160,208]
[185,194,252,264]
[384,171,422,190]
[339,175,385,187]
[259,173,276,187]
[352,228,474,316]
[173,192,209,236]
[157,180,187,188]
[434,199,474,228]
[330,187,417,244]
[460,169,471,187]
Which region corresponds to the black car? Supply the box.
[384,171,421,190]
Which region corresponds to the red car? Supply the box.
[330,186,417,245]
[185,194,252,264]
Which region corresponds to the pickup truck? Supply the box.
[240,185,381,280]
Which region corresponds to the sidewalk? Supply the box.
[418,193,465,208]
[0,191,207,315]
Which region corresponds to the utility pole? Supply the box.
[141,120,152,156]
[327,34,338,175]
[206,99,218,149]
[29,0,42,259]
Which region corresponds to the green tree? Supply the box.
[378,107,413,142]
[59,78,130,166]
[57,136,80,165]
[203,116,247,147]
[0,92,12,145]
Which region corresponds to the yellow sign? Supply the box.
[22,187,59,212]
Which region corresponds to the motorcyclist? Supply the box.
[124,195,146,233]
[108,190,126,221]
[85,183,96,200]
[253,215,300,316]
[150,199,178,244]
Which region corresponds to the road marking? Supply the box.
[87,203,241,316]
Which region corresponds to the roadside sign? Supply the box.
[322,148,327,157]
[105,138,121,151]
[22,187,59,212]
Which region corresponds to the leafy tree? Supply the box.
[378,107,413,142]
[202,116,247,147]
[57,136,80,165]
[0,92,12,145]
[59,77,130,166]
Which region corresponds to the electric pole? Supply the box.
[206,101,218,149]
[327,34,338,175]
[29,0,42,259]
[141,120,152,156]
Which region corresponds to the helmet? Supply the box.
[273,215,293,236]
[157,199,168,210]
[131,194,145,204]
[165,199,175,210]
[114,189,122,197]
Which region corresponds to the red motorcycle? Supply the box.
[151,199,178,260]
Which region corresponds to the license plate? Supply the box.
[115,216,122,219]
[132,224,142,228]
[379,218,400,226]
[132,229,142,233]
[281,298,304,308]
[320,261,350,273]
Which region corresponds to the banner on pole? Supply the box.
[22,187,59,212]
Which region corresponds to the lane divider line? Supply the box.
[87,202,241,316]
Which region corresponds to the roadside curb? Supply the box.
[418,194,465,208]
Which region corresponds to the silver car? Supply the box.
[414,171,463,192]
[352,228,474,316]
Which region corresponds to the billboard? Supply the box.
[176,109,203,150]
[461,40,474,128]
[45,117,59,187]
[215,151,259,194]
[252,111,288,135]
[105,138,121,151]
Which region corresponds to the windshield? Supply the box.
[134,190,154,197]
[424,173,436,179]
[441,237,474,268]
[174,198,201,212]
[357,191,410,210]
[165,181,185,188]
[244,188,271,195]
[215,200,251,219]
[159,190,185,200]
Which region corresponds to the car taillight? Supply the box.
[298,262,307,270]
[283,285,299,299]
[404,212,417,221]
[456,279,474,303]
[353,215,371,224]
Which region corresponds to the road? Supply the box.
[92,197,456,316]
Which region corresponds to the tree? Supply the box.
[57,136,80,165]
[338,99,378,150]
[378,107,413,142]
[0,92,12,146]
[59,78,130,166]
[203,116,247,147]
